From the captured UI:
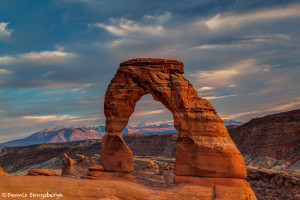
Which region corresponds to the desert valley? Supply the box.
[0,108,299,199]
[1,1,300,199]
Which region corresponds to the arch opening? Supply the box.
[127,94,174,130]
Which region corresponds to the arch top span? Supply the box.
[101,58,247,179]
[120,58,184,74]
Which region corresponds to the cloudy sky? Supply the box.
[1,0,300,142]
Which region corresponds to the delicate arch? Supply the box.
[101,58,246,179]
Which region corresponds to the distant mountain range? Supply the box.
[0,126,105,151]
[229,109,300,172]
[1,109,299,173]
[0,119,243,150]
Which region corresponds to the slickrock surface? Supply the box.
[229,109,300,172]
[83,171,134,181]
[4,152,299,199]
[0,176,256,200]
[103,58,246,179]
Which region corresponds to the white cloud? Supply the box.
[71,83,93,92]
[134,109,167,116]
[0,56,15,64]
[0,50,77,65]
[20,51,75,60]
[143,12,172,24]
[193,43,253,50]
[0,69,13,75]
[30,79,76,89]
[196,86,214,91]
[22,115,79,122]
[0,22,13,39]
[0,136,11,140]
[192,33,290,51]
[21,114,99,123]
[40,71,56,78]
[243,34,290,41]
[189,59,265,86]
[89,12,172,47]
[206,3,300,30]
[222,98,300,119]
[202,94,238,100]
[222,110,260,119]
[91,17,166,37]
[266,100,300,112]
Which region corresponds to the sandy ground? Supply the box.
[0,176,255,200]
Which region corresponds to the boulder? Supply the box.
[27,169,59,176]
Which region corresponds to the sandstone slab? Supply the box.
[88,165,104,172]
[83,171,133,181]
[175,176,257,200]
[27,169,59,176]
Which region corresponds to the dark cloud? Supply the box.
[0,0,299,142]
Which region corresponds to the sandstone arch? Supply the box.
[101,58,246,179]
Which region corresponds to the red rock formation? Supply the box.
[246,166,300,200]
[61,153,99,177]
[102,58,246,178]
[229,109,300,171]
[27,169,59,176]
[0,164,9,176]
[61,153,75,176]
[101,132,134,172]
[88,165,104,172]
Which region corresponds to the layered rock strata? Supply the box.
[101,58,255,199]
[102,58,246,178]
[229,109,300,172]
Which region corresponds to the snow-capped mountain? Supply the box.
[135,121,174,128]
[0,126,105,150]
[0,119,244,150]
[128,121,177,135]
[223,119,244,126]
[90,126,129,135]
